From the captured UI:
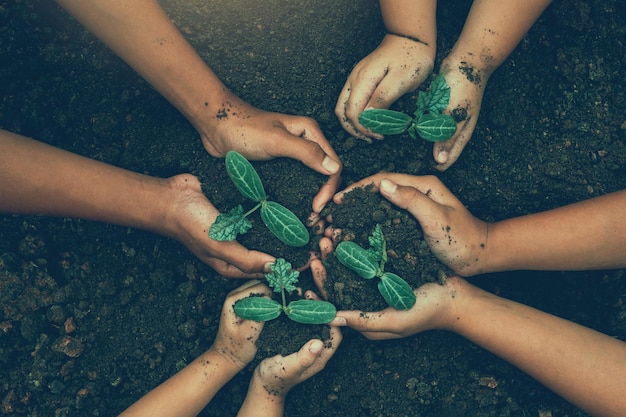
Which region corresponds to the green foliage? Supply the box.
[358,74,457,143]
[209,151,310,247]
[234,258,337,325]
[336,224,416,310]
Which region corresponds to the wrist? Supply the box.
[206,345,248,375]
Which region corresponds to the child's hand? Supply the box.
[335,34,435,141]
[255,328,342,396]
[210,280,272,369]
[237,328,342,417]
[333,173,489,277]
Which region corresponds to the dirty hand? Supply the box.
[210,280,271,368]
[334,277,465,339]
[163,174,274,278]
[333,173,489,277]
[335,34,434,141]
[200,93,342,213]
[431,57,488,171]
[253,327,342,397]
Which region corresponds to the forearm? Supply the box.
[448,280,626,417]
[54,0,228,136]
[450,0,551,74]
[0,130,170,232]
[486,190,626,272]
[237,374,285,417]
[120,349,243,417]
[379,0,437,47]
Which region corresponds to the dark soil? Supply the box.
[1,0,625,416]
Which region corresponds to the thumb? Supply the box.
[297,339,324,368]
[379,179,441,224]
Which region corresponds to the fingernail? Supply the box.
[263,262,273,273]
[309,340,323,354]
[436,150,449,164]
[322,156,340,174]
[380,179,397,195]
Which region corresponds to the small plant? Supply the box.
[234,258,337,324]
[335,224,416,310]
[358,74,457,142]
[209,151,310,247]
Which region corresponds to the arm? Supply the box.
[237,328,342,417]
[54,0,341,213]
[434,0,552,169]
[119,281,269,416]
[332,277,626,417]
[0,129,274,277]
[335,0,437,140]
[335,173,626,275]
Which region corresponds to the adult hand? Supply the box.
[163,174,275,278]
[210,280,271,368]
[335,34,434,141]
[201,93,342,214]
[333,173,489,277]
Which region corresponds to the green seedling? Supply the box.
[234,258,337,324]
[209,151,309,247]
[335,224,416,310]
[358,74,457,142]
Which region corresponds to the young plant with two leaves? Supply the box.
[335,224,416,310]
[209,151,309,247]
[358,74,457,142]
[234,258,337,324]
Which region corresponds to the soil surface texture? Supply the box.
[1,0,625,416]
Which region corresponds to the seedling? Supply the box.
[209,151,310,247]
[335,224,416,310]
[234,258,337,324]
[358,74,457,142]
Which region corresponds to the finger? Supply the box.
[378,178,450,226]
[310,258,328,299]
[334,172,458,208]
[334,310,400,338]
[203,245,275,278]
[279,117,342,176]
[312,169,341,214]
[335,83,374,142]
[432,121,471,170]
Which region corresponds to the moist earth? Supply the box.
[1,1,625,416]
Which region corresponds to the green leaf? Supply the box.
[335,241,378,279]
[358,109,413,135]
[225,151,267,202]
[413,114,457,142]
[209,205,252,241]
[260,201,310,247]
[265,258,299,294]
[378,272,416,310]
[368,224,386,264]
[234,297,282,321]
[285,299,337,324]
[423,74,451,114]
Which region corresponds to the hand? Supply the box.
[200,93,342,214]
[162,174,275,278]
[252,328,342,397]
[311,250,463,340]
[333,173,489,277]
[335,34,435,141]
[210,280,272,368]
[431,56,489,171]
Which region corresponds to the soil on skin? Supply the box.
[1,0,626,416]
